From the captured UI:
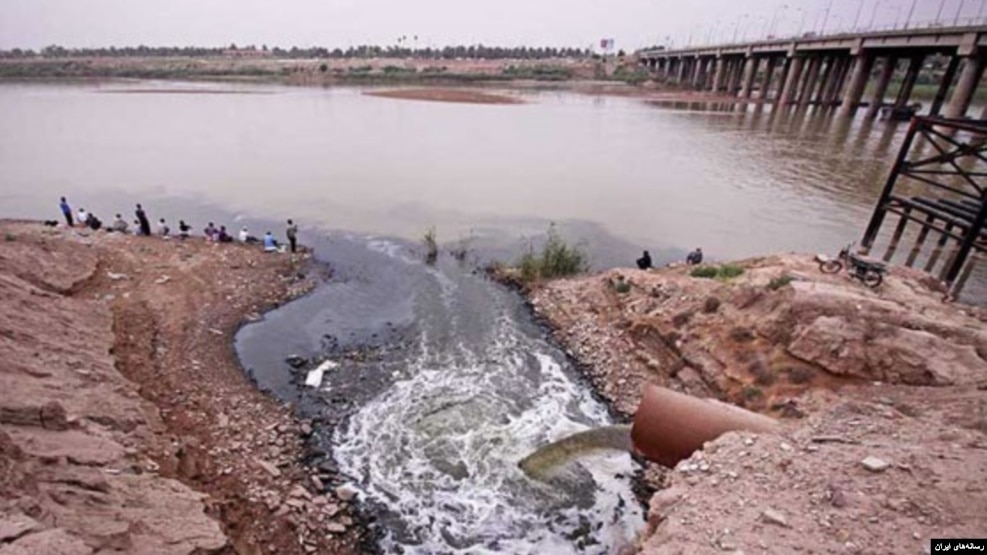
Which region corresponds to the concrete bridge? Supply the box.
[637,25,987,119]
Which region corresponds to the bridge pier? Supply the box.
[739,56,759,98]
[838,54,875,116]
[711,57,726,93]
[866,56,898,118]
[759,56,778,100]
[780,56,805,105]
[930,56,961,116]
[814,57,837,105]
[944,50,985,118]
[798,56,822,106]
[894,55,925,109]
[727,57,744,94]
[774,57,793,102]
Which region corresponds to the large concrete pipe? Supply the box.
[630,385,778,467]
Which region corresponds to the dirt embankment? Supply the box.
[513,254,987,553]
[0,222,364,555]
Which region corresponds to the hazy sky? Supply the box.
[0,0,974,51]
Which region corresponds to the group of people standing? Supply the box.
[57,197,300,253]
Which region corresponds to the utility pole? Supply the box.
[820,0,834,34]
[954,0,968,25]
[904,0,918,28]
[868,0,884,29]
[936,0,947,25]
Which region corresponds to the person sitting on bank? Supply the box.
[686,247,703,265]
[111,214,129,233]
[263,231,278,252]
[86,213,103,231]
[77,208,89,228]
[217,225,234,243]
[636,250,652,270]
[178,220,191,240]
[239,227,259,244]
[204,222,217,242]
[132,220,141,235]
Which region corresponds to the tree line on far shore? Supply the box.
[0,44,597,60]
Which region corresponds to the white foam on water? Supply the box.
[333,301,645,554]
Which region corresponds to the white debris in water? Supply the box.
[305,359,338,388]
[333,280,645,555]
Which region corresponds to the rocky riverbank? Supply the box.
[0,221,364,555]
[507,254,987,553]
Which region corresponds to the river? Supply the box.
[0,81,970,553]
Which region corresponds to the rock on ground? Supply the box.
[0,222,360,555]
[513,254,987,553]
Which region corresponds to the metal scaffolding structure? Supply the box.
[861,116,987,297]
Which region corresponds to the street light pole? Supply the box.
[936,0,947,25]
[853,0,865,30]
[904,0,918,28]
[820,0,834,34]
[732,14,749,42]
[954,0,968,25]
[868,0,884,29]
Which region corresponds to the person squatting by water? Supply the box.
[178,220,191,239]
[217,225,233,243]
[77,208,88,228]
[636,250,652,270]
[59,197,73,227]
[686,248,703,265]
[204,222,217,242]
[111,214,129,233]
[286,219,298,253]
[157,218,170,238]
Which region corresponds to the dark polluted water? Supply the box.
[235,231,645,554]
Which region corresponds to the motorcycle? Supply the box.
[817,244,887,288]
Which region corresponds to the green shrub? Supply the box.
[718,264,745,279]
[613,279,631,294]
[690,264,745,280]
[768,275,795,291]
[742,384,763,400]
[514,224,588,282]
[690,266,718,278]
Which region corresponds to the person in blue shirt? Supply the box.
[59,197,73,227]
[263,231,278,252]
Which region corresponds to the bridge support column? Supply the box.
[838,53,875,116]
[780,56,804,105]
[930,56,961,115]
[676,57,688,84]
[727,58,743,94]
[866,56,898,118]
[798,56,822,106]
[773,57,793,102]
[739,56,758,98]
[894,55,925,109]
[944,51,984,118]
[711,57,726,93]
[814,57,836,105]
[759,56,778,99]
[824,57,851,107]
